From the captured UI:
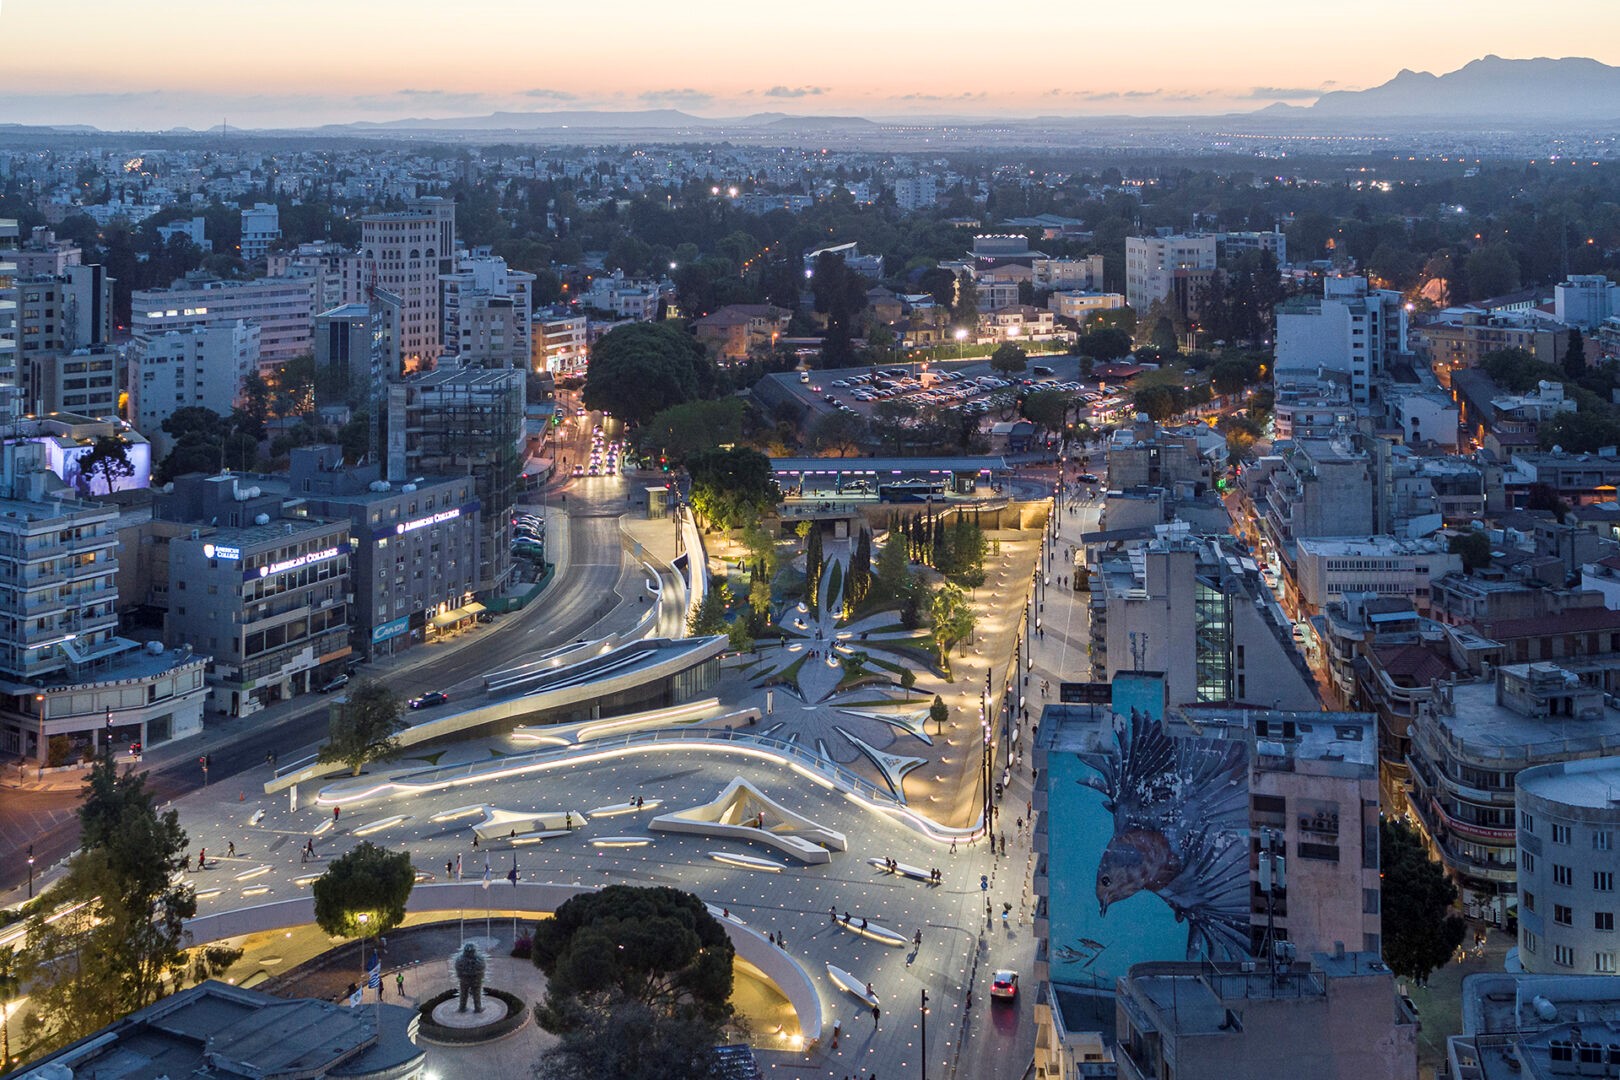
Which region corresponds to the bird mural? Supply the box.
[1076,705,1251,964]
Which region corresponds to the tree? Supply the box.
[811,252,869,369]
[76,434,137,496]
[1076,326,1132,361]
[312,840,415,941]
[807,409,870,457]
[1564,327,1588,379]
[638,398,744,467]
[847,528,872,606]
[18,755,194,1055]
[739,521,778,581]
[532,885,734,1033]
[1464,244,1521,301]
[685,447,779,531]
[747,575,772,620]
[989,342,1028,375]
[900,668,918,701]
[804,524,824,616]
[929,693,948,734]
[1379,819,1467,984]
[0,945,17,1065]
[534,996,725,1080]
[687,583,732,636]
[929,584,975,673]
[584,322,714,427]
[1151,316,1179,355]
[316,680,406,776]
[1021,390,1075,437]
[874,529,915,608]
[951,271,978,330]
[1448,531,1494,573]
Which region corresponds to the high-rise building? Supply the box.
[355,196,456,369]
[132,275,315,365]
[128,322,261,451]
[0,439,207,761]
[1554,274,1618,331]
[387,367,524,595]
[439,248,534,368]
[1514,756,1620,975]
[0,220,20,400]
[238,202,281,261]
[1275,276,1408,406]
[1125,234,1218,312]
[313,303,371,408]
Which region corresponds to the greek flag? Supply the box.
[482,852,492,890]
[507,857,518,886]
[456,852,462,881]
[367,953,382,990]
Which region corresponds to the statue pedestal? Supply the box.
[429,994,510,1030]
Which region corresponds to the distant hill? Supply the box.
[319,109,882,133]
[1306,55,1620,120]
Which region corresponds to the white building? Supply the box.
[1294,536,1461,612]
[1275,275,1408,406]
[132,276,315,366]
[353,196,456,368]
[238,202,281,261]
[534,310,588,375]
[892,175,937,212]
[578,271,660,322]
[440,248,535,368]
[1124,233,1217,310]
[155,216,209,252]
[1048,291,1124,322]
[1033,255,1105,292]
[1554,274,1618,331]
[1517,756,1620,975]
[267,241,353,311]
[129,322,260,450]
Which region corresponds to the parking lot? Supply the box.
[769,354,1133,429]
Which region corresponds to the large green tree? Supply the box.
[311,840,415,941]
[317,680,406,776]
[929,583,976,673]
[686,446,779,531]
[989,342,1028,375]
[1379,818,1467,984]
[638,398,744,467]
[18,756,195,1056]
[807,409,869,457]
[583,322,715,426]
[532,885,734,1036]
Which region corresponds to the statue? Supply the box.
[454,942,487,1013]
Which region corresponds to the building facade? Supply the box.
[1275,276,1408,406]
[129,322,260,452]
[354,196,456,369]
[1515,756,1620,975]
[1124,234,1218,311]
[132,275,316,365]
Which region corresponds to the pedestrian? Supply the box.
[472,834,480,849]
[914,929,922,946]
[860,918,868,930]
[831,906,838,922]
[1016,817,1023,832]
[832,1019,841,1048]
[778,931,786,948]
[769,932,776,945]
[843,911,851,923]
[333,806,340,823]
[866,981,875,998]
[396,971,405,998]
[872,1005,880,1024]
[197,848,206,870]
[227,841,235,858]
[949,837,957,855]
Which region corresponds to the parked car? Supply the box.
[409,691,449,710]
[318,673,350,694]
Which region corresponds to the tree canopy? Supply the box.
[1379,818,1467,983]
[637,397,745,467]
[806,408,870,457]
[18,755,194,1056]
[311,840,415,941]
[929,583,976,672]
[989,342,1028,375]
[583,322,715,426]
[686,446,779,530]
[316,680,406,776]
[77,435,137,496]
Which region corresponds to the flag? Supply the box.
[482,852,491,890]
[347,986,363,1007]
[456,853,462,881]
[367,953,382,990]
[507,857,518,886]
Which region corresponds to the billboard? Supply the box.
[39,438,153,497]
[1046,672,1250,988]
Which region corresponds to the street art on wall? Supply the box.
[1048,672,1250,987]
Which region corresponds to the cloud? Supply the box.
[762,85,828,98]
[1242,86,1327,100]
[637,87,714,106]
[899,91,987,102]
[520,87,577,101]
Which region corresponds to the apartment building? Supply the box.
[1124,234,1217,311]
[132,275,315,365]
[354,196,456,368]
[128,322,260,451]
[238,202,281,261]
[439,248,535,367]
[533,310,588,376]
[1516,756,1620,975]
[1294,536,1460,612]
[1275,276,1408,406]
[1553,275,1617,331]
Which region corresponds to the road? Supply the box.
[0,467,646,899]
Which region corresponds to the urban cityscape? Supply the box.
[0,6,1618,1079]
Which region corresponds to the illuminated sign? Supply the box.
[396,507,461,535]
[246,544,347,581]
[372,616,411,643]
[202,543,242,561]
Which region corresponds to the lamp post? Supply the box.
[954,327,968,360]
[920,988,930,1080]
[26,844,34,899]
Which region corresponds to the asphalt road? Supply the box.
[0,469,643,899]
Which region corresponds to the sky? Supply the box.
[1,0,1616,129]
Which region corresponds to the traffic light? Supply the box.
[659,454,669,472]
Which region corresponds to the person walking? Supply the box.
[227,841,235,858]
[197,848,206,871]
[395,971,405,998]
[871,1005,880,1025]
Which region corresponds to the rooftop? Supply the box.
[1517,756,1620,811]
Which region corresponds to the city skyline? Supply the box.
[0,0,1615,128]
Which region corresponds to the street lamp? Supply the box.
[26,843,34,899]
[920,988,930,1080]
[954,327,968,359]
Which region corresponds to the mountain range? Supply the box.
[1284,55,1620,120]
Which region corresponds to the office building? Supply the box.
[534,309,588,375]
[289,445,482,657]
[1034,255,1106,293]
[129,322,260,452]
[1516,756,1620,975]
[577,270,661,321]
[267,240,356,311]
[0,440,206,761]
[1408,662,1620,922]
[1293,536,1460,612]
[27,344,120,418]
[0,222,15,403]
[1113,949,1417,1080]
[13,980,425,1080]
[1124,234,1218,312]
[238,201,281,261]
[9,225,82,276]
[17,412,151,496]
[1554,275,1618,331]
[439,248,535,368]
[355,196,456,368]
[132,275,316,365]
[1085,533,1319,710]
[1105,416,1211,491]
[387,367,524,595]
[159,473,353,716]
[313,303,371,407]
[1275,276,1408,406]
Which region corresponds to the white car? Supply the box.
[990,970,1019,1000]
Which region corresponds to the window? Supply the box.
[1596,831,1613,852]
[1555,904,1574,926]
[1598,871,1616,893]
[1598,952,1617,974]
[1554,823,1572,844]
[1524,929,1538,954]
[1595,911,1614,932]
[1363,888,1380,915]
[1522,851,1536,873]
[1520,810,1536,833]
[1555,944,1576,968]
[1555,864,1573,887]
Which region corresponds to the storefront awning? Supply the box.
[430,601,486,629]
